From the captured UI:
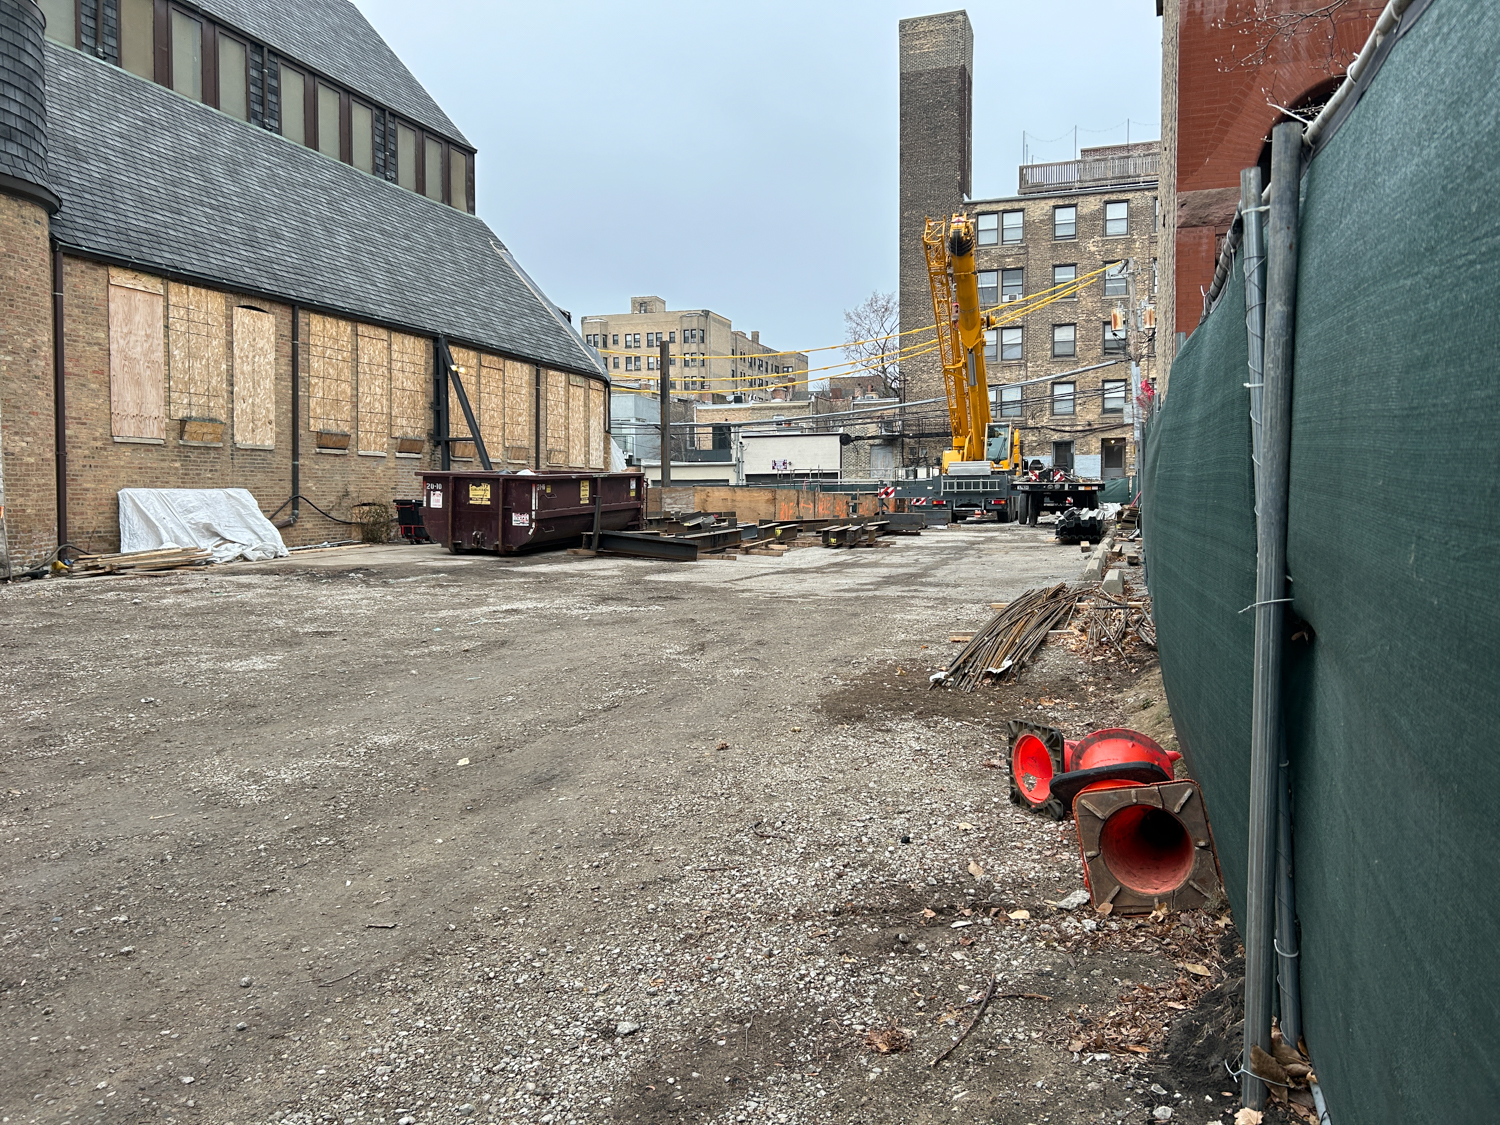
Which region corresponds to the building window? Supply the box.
[612,334,619,345]
[1152,258,1159,294]
[977,213,998,246]
[120,0,154,78]
[396,123,417,188]
[669,331,677,343]
[351,102,374,172]
[1001,210,1023,244]
[450,147,468,210]
[1051,382,1076,416]
[1105,201,1129,236]
[1054,205,1076,240]
[647,356,657,371]
[1052,323,1076,358]
[1053,440,1075,471]
[1000,326,1023,362]
[171,11,203,101]
[1103,322,1128,355]
[611,356,619,369]
[1102,379,1127,414]
[281,68,306,144]
[1104,261,1128,296]
[998,384,1022,417]
[108,273,167,441]
[978,271,998,308]
[1053,263,1076,296]
[424,136,443,200]
[218,35,249,120]
[983,329,998,364]
[232,306,276,447]
[39,0,76,45]
[631,333,641,347]
[1001,268,1024,300]
[316,83,341,158]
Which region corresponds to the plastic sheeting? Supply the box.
[118,488,289,563]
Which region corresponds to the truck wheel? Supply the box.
[1028,504,1040,527]
[1013,494,1028,524]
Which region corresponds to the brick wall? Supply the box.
[3,254,613,561]
[0,193,56,570]
[1168,0,1378,350]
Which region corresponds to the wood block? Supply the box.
[950,634,975,643]
[566,548,598,557]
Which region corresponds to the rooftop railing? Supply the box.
[1018,151,1159,195]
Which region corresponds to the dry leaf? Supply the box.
[968,860,985,878]
[1123,1044,1150,1054]
[1096,902,1114,916]
[921,908,936,919]
[1182,963,1211,977]
[864,1022,913,1055]
[1067,1039,1086,1053]
[1007,909,1031,920]
[1251,1044,1289,1086]
[1233,1110,1264,1125]
[715,741,729,751]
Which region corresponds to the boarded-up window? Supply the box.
[307,313,353,434]
[479,353,505,457]
[568,374,587,467]
[168,283,227,422]
[588,382,606,470]
[232,306,275,447]
[504,359,533,465]
[545,369,567,465]
[357,325,391,454]
[447,345,477,459]
[390,332,429,440]
[108,270,166,441]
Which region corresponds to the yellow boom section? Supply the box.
[925,214,995,469]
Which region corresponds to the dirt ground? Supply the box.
[0,523,1247,1125]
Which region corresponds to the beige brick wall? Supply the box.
[0,194,57,570]
[2,249,612,562]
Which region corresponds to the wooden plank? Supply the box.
[545,369,567,465]
[232,306,276,447]
[568,373,587,468]
[108,282,166,440]
[389,332,428,440]
[588,383,606,470]
[480,352,505,459]
[503,359,533,465]
[167,282,227,424]
[356,324,391,454]
[307,313,354,433]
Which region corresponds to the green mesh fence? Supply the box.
[1144,3,1500,1121]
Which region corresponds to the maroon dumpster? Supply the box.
[419,470,646,555]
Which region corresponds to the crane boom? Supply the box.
[924,213,1020,473]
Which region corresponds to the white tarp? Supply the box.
[118,488,289,563]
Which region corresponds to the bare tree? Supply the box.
[842,292,901,396]
[1215,1,1382,75]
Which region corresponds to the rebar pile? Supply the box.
[932,582,1075,692]
[1077,591,1156,655]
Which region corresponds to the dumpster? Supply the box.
[419,471,646,555]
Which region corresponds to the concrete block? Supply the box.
[1101,568,1125,595]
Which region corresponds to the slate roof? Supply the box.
[45,44,601,380]
[191,0,468,145]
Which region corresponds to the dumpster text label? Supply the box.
[468,483,492,505]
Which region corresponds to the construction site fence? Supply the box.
[1141,5,1498,1122]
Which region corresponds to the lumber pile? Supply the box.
[1073,590,1156,655]
[931,582,1075,692]
[66,547,214,577]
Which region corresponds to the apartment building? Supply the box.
[580,297,808,403]
[968,143,1160,478]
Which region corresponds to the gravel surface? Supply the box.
[0,526,1242,1125]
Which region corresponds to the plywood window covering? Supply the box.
[447,345,477,458]
[479,353,505,457]
[390,333,429,439]
[588,383,606,470]
[306,313,354,434]
[568,374,587,467]
[356,325,391,454]
[108,270,166,441]
[545,369,567,465]
[167,283,227,422]
[231,306,276,448]
[503,359,533,465]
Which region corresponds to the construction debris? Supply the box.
[931,582,1075,692]
[1072,590,1157,655]
[64,547,214,577]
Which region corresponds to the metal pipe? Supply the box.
[1243,121,1303,1113]
[658,337,672,489]
[1303,0,1415,148]
[51,247,68,547]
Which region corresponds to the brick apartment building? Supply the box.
[580,297,808,403]
[1158,0,1379,376]
[898,11,1157,477]
[0,0,608,573]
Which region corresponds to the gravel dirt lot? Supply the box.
[0,524,1244,1125]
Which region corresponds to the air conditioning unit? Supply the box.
[1001,293,1020,303]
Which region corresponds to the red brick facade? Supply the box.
[1162,0,1379,364]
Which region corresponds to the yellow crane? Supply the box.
[923,213,1022,474]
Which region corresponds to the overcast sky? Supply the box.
[353,1,1162,354]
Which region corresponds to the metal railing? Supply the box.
[1019,152,1159,194]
